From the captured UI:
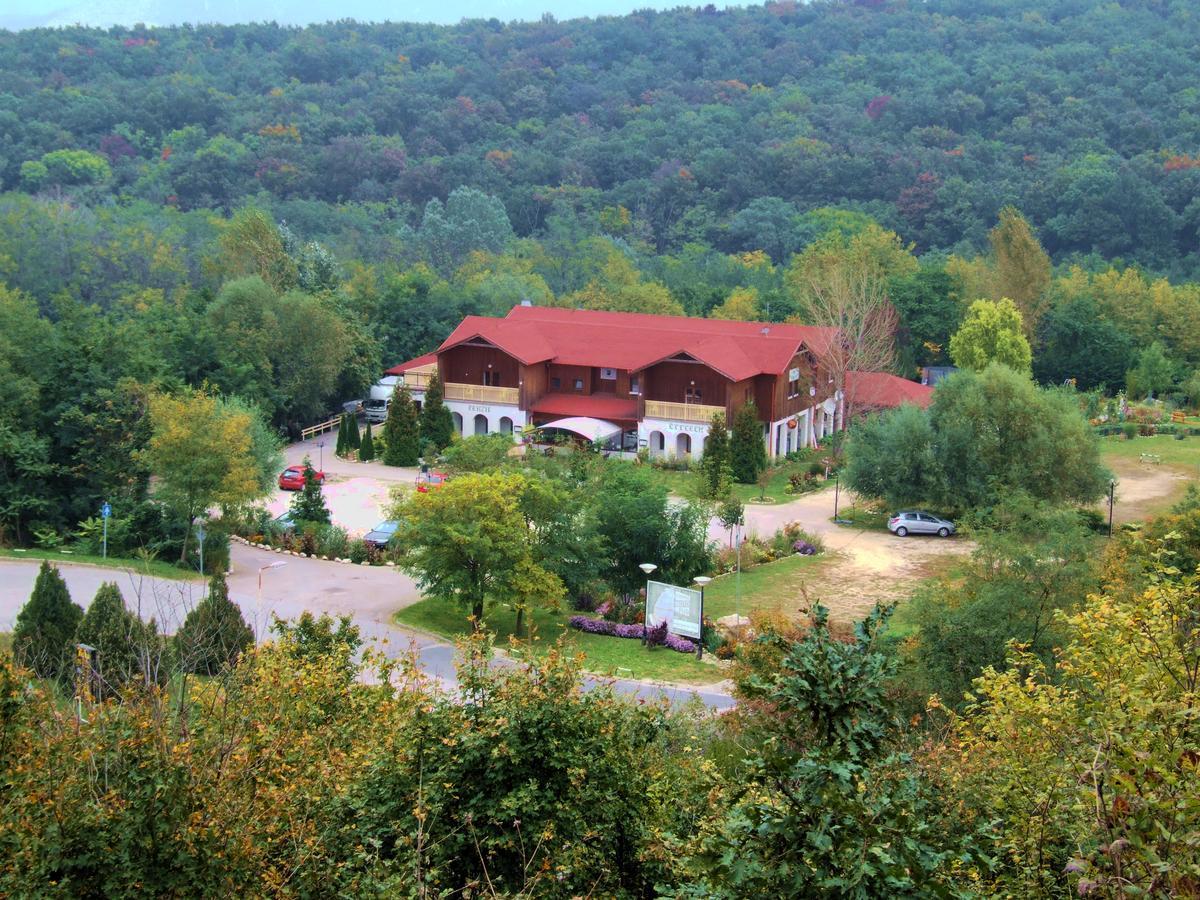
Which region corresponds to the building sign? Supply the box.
[600,367,617,380]
[646,580,702,639]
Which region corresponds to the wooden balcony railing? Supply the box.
[400,365,437,391]
[443,383,520,405]
[644,400,726,424]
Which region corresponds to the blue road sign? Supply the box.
[101,502,112,519]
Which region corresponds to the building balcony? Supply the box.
[401,368,436,390]
[443,382,520,405]
[644,399,726,424]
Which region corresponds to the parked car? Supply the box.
[278,465,325,491]
[363,520,400,550]
[415,470,449,493]
[888,510,956,538]
[272,510,297,534]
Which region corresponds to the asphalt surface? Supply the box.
[0,544,734,710]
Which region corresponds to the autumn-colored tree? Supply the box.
[709,286,760,321]
[949,297,1032,373]
[212,207,297,292]
[989,206,1051,338]
[786,224,910,421]
[142,390,269,560]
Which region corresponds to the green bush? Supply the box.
[1122,422,1138,439]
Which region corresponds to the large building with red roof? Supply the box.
[388,305,931,460]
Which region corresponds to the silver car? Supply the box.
[888,510,955,538]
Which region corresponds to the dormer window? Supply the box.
[600,367,617,381]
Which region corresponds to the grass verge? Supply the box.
[394,598,721,685]
[702,552,834,622]
[1099,433,1200,470]
[0,547,201,581]
[644,461,833,504]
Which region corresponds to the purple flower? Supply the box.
[567,615,696,653]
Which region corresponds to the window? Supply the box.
[551,377,561,390]
[600,367,617,381]
[573,378,584,391]
[484,371,501,387]
[685,386,702,403]
[630,375,641,395]
[787,366,802,399]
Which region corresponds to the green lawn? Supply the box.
[702,552,834,621]
[643,460,833,505]
[831,505,891,531]
[1099,433,1200,472]
[394,598,721,684]
[0,547,201,581]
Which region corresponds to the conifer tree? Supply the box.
[730,401,768,484]
[358,423,375,461]
[12,561,83,682]
[290,457,331,524]
[418,373,455,452]
[700,412,732,498]
[383,385,421,466]
[76,582,139,698]
[348,414,361,451]
[176,571,254,676]
[335,413,348,457]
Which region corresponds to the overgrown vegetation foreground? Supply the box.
[3,492,1199,898]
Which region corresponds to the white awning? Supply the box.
[536,416,624,442]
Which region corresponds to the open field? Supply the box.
[395,598,721,684]
[1099,434,1200,521]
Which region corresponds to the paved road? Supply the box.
[0,545,733,710]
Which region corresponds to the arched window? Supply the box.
[452,412,463,435]
[474,414,488,435]
[499,416,513,435]
[676,432,692,459]
[649,430,665,457]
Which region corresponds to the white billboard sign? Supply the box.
[646,580,702,639]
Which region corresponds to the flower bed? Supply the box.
[567,615,697,654]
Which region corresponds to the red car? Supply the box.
[278,466,325,491]
[415,470,449,493]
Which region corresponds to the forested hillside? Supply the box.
[2,0,1200,273]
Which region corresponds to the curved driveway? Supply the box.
[0,545,733,710]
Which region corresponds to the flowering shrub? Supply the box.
[793,541,817,556]
[567,616,697,654]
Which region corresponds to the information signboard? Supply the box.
[646,580,702,639]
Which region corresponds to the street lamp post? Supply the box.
[256,561,288,640]
[833,472,841,521]
[1108,479,1116,537]
[193,517,207,579]
[638,563,657,645]
[318,439,325,471]
[693,576,711,660]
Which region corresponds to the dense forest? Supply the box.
[2,0,1200,273]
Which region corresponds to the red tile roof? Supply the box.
[385,352,438,375]
[845,371,934,410]
[436,306,838,382]
[531,392,640,421]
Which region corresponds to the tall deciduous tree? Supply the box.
[845,365,1109,511]
[382,384,420,466]
[395,471,563,628]
[1125,341,1176,399]
[990,206,1051,338]
[730,401,767,484]
[418,372,454,452]
[787,224,909,419]
[143,390,271,560]
[949,298,1032,374]
[13,561,83,682]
